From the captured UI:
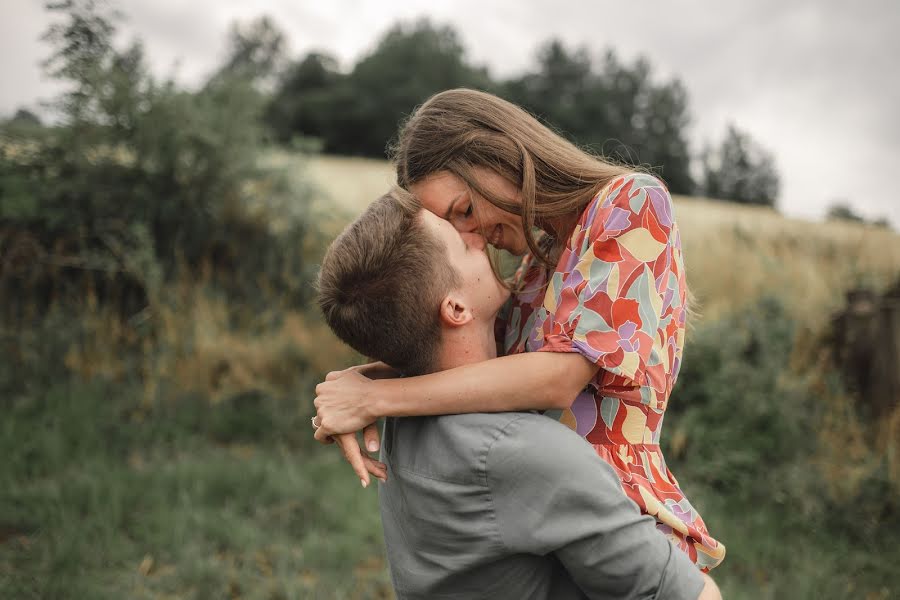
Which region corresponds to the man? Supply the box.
[316,188,721,599]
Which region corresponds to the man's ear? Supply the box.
[439,294,474,328]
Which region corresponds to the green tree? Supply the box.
[826,202,865,223]
[504,41,595,137]
[631,80,693,193]
[505,42,694,194]
[6,108,43,127]
[268,19,492,156]
[827,202,892,229]
[344,19,493,155]
[215,15,287,90]
[1,108,44,139]
[701,124,780,206]
[266,52,343,145]
[2,0,314,312]
[25,0,260,257]
[267,25,695,189]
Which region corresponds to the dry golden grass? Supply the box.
[304,155,399,217]
[302,155,900,330]
[674,195,900,325]
[149,288,357,404]
[63,277,359,406]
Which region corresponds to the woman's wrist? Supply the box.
[367,378,393,420]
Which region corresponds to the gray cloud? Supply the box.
[3,0,899,226]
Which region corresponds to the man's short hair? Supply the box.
[317,187,461,376]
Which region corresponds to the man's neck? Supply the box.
[435,318,498,372]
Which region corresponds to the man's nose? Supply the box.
[461,232,486,251]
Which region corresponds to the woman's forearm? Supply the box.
[372,351,597,418]
[355,361,401,380]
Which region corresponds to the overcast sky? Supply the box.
[4,0,899,227]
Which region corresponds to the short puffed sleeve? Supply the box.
[536,174,682,387]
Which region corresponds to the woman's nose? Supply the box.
[461,232,486,251]
[451,215,480,234]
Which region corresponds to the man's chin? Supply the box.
[491,287,512,312]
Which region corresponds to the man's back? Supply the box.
[378,412,704,600]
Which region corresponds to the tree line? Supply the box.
[4,8,782,211]
[252,17,780,204]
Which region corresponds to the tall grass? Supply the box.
[0,378,391,600]
[299,154,900,325]
[676,197,900,323]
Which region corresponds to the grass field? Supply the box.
[4,152,899,599]
[3,361,896,599]
[0,379,391,599]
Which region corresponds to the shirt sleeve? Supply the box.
[538,174,677,386]
[486,415,704,600]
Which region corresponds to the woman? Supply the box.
[313,88,725,571]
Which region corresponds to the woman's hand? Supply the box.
[314,369,381,441]
[328,429,387,488]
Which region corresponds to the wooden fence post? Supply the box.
[831,280,900,418]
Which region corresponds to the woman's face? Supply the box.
[410,169,528,256]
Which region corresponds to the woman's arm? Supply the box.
[341,360,402,380]
[313,351,597,440]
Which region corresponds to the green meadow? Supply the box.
[6,3,898,596]
[2,154,898,599]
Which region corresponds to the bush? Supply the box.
[666,298,817,508]
[666,295,898,538]
[0,0,322,319]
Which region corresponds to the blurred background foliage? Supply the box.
[262,16,774,204]
[1,1,897,598]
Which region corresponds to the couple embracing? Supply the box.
[312,89,725,599]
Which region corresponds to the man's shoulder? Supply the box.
[388,411,537,441]
[438,411,566,443]
[485,412,614,479]
[384,412,539,484]
[385,411,612,486]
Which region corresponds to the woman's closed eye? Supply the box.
[451,204,475,231]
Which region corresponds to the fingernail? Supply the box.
[377,476,387,483]
[361,479,368,488]
[367,441,378,452]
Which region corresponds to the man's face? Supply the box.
[418,209,511,319]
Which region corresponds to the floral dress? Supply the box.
[501,173,726,571]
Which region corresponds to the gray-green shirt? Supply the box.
[378,412,704,599]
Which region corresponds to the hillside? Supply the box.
[297,154,900,326]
